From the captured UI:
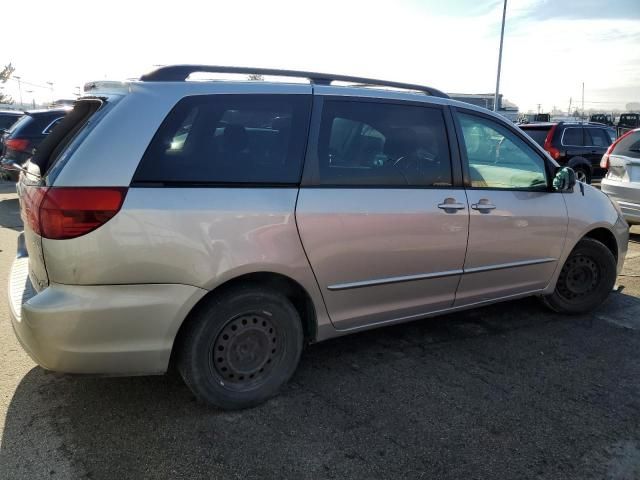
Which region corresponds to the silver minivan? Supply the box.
[7,66,629,409]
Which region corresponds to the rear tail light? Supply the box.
[21,187,127,239]
[543,124,560,160]
[600,129,635,169]
[5,138,30,153]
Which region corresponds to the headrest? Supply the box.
[383,128,417,157]
[222,124,248,151]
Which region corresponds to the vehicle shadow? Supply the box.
[0,193,21,231]
[2,293,640,480]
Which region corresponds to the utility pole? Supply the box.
[493,0,507,112]
[14,76,23,108]
[537,103,541,114]
[568,97,572,117]
[46,81,54,105]
[581,82,585,122]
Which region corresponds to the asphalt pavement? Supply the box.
[0,183,639,480]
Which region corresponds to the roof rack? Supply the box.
[139,65,449,98]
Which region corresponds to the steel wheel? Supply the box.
[557,254,599,301]
[210,313,282,391]
[542,237,616,315]
[178,287,303,409]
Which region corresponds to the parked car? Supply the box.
[589,113,614,126]
[601,128,640,225]
[0,110,23,133]
[618,113,640,136]
[0,108,69,180]
[519,122,616,183]
[8,66,629,409]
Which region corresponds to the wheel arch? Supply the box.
[582,226,618,261]
[170,271,318,366]
[543,224,620,297]
[567,156,592,172]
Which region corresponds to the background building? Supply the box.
[447,93,519,122]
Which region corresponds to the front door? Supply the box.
[296,97,468,330]
[453,109,568,307]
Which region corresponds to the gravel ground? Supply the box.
[0,183,639,480]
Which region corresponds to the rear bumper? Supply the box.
[8,256,207,375]
[601,179,640,225]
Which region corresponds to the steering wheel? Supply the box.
[393,155,407,167]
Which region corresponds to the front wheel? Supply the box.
[573,165,591,184]
[542,238,617,314]
[178,287,304,409]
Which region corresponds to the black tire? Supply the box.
[572,165,591,184]
[177,286,303,409]
[542,238,616,314]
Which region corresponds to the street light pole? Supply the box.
[493,0,508,112]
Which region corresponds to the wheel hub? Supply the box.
[213,314,278,384]
[558,255,599,300]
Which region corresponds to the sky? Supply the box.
[1,0,639,113]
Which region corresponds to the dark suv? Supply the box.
[589,114,614,126]
[0,108,69,180]
[519,122,616,183]
[618,113,639,136]
[0,110,23,132]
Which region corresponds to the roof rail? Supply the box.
[139,65,449,98]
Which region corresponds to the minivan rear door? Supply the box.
[17,99,104,291]
[296,94,468,331]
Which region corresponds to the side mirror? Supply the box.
[553,166,577,192]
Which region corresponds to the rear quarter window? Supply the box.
[133,94,312,185]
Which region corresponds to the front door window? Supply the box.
[458,113,548,190]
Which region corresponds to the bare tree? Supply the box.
[0,63,15,104]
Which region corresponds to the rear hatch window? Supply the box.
[18,112,67,137]
[612,131,640,159]
[520,126,551,146]
[5,114,31,136]
[29,100,103,178]
[0,114,20,130]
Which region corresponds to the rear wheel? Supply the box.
[542,238,616,314]
[178,286,303,409]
